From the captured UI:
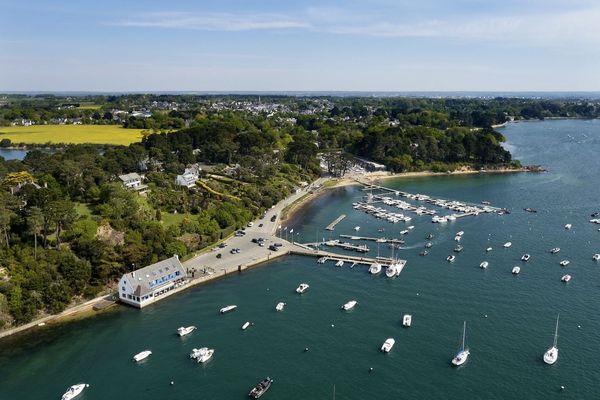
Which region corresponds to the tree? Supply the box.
[0,206,14,249]
[27,207,44,259]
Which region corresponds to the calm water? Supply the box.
[2,119,600,399]
[0,148,28,160]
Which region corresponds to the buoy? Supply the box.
[578,325,581,329]
[369,367,374,372]
[484,314,488,318]
[170,381,174,386]
[331,324,335,327]
[560,385,565,390]
[304,347,309,352]
[416,293,419,296]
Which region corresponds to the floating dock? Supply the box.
[339,234,405,244]
[326,214,346,231]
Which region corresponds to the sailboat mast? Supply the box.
[553,314,560,347]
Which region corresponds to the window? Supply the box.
[122,286,126,291]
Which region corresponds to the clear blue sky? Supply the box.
[1,0,599,91]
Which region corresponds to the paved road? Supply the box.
[183,178,328,275]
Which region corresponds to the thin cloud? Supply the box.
[114,11,309,31]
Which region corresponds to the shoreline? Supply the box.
[0,166,532,340]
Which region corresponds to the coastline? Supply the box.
[0,166,532,340]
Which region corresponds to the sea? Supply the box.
[1,119,600,399]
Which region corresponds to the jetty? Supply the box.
[289,244,405,269]
[326,214,346,231]
[339,234,404,244]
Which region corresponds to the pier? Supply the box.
[339,234,405,244]
[289,243,404,269]
[326,214,346,231]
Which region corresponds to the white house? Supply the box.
[118,255,187,308]
[175,165,201,188]
[118,172,149,193]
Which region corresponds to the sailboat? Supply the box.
[543,315,560,365]
[451,321,470,366]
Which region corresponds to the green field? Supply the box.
[0,125,145,145]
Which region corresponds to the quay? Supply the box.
[326,214,346,231]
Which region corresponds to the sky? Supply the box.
[1,0,600,92]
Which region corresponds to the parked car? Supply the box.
[216,253,222,259]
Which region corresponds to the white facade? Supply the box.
[119,255,187,308]
[175,166,200,188]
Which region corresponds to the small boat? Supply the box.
[425,242,433,248]
[486,247,492,252]
[408,225,415,230]
[385,264,398,278]
[512,266,521,275]
[447,255,456,262]
[378,228,385,232]
[61,384,89,400]
[419,250,429,256]
[242,321,252,330]
[381,338,395,353]
[190,347,214,363]
[400,229,409,235]
[426,233,433,240]
[220,305,237,314]
[341,300,358,311]
[593,254,600,261]
[296,283,309,294]
[503,242,512,248]
[248,377,273,399]
[276,302,285,311]
[521,254,530,262]
[559,260,570,267]
[454,245,463,253]
[335,260,344,267]
[524,207,537,213]
[354,226,360,231]
[543,315,560,365]
[561,274,571,282]
[564,224,572,230]
[369,263,382,274]
[403,314,412,327]
[456,231,464,237]
[454,236,462,242]
[482,201,491,205]
[480,261,489,269]
[451,321,470,366]
[177,326,196,337]
[550,247,560,254]
[133,350,152,362]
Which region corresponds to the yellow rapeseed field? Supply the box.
[0,125,146,145]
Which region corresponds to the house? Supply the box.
[175,165,201,188]
[354,157,387,172]
[118,255,187,308]
[118,172,149,193]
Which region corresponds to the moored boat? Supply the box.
[242,321,252,330]
[190,347,214,363]
[369,262,382,274]
[512,266,521,275]
[220,305,237,314]
[454,245,463,252]
[503,242,512,248]
[403,314,412,327]
[480,261,489,269]
[451,321,469,366]
[335,260,344,267]
[341,300,358,310]
[177,326,196,337]
[296,283,309,294]
[61,384,89,400]
[559,260,570,267]
[248,377,273,398]
[447,255,456,262]
[550,247,560,254]
[561,274,571,283]
[593,254,600,261]
[521,254,530,261]
[486,247,492,252]
[133,350,152,362]
[543,315,560,365]
[381,338,395,353]
[564,224,572,230]
[275,302,285,311]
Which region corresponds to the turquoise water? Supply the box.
[2,119,600,399]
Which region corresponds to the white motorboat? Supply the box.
[335,260,344,267]
[425,242,433,248]
[454,235,462,242]
[447,255,456,262]
[341,300,358,311]
[190,347,214,363]
[400,229,409,235]
[559,260,570,267]
[354,226,360,231]
[220,305,237,314]
[565,224,572,230]
[512,266,521,275]
[480,261,489,269]
[543,315,560,365]
[61,384,89,400]
[296,283,309,294]
[408,225,415,230]
[177,326,196,337]
[403,314,412,327]
[593,254,600,261]
[456,231,464,237]
[550,247,560,254]
[133,350,152,362]
[486,247,492,252]
[561,274,571,283]
[521,254,530,262]
[275,302,285,311]
[385,264,398,277]
[381,338,395,353]
[503,242,512,248]
[242,321,252,330]
[368,262,382,274]
[451,321,470,366]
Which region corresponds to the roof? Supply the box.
[119,172,142,182]
[123,255,186,297]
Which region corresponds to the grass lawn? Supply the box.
[76,103,102,110]
[74,202,93,217]
[0,125,145,145]
[161,211,191,227]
